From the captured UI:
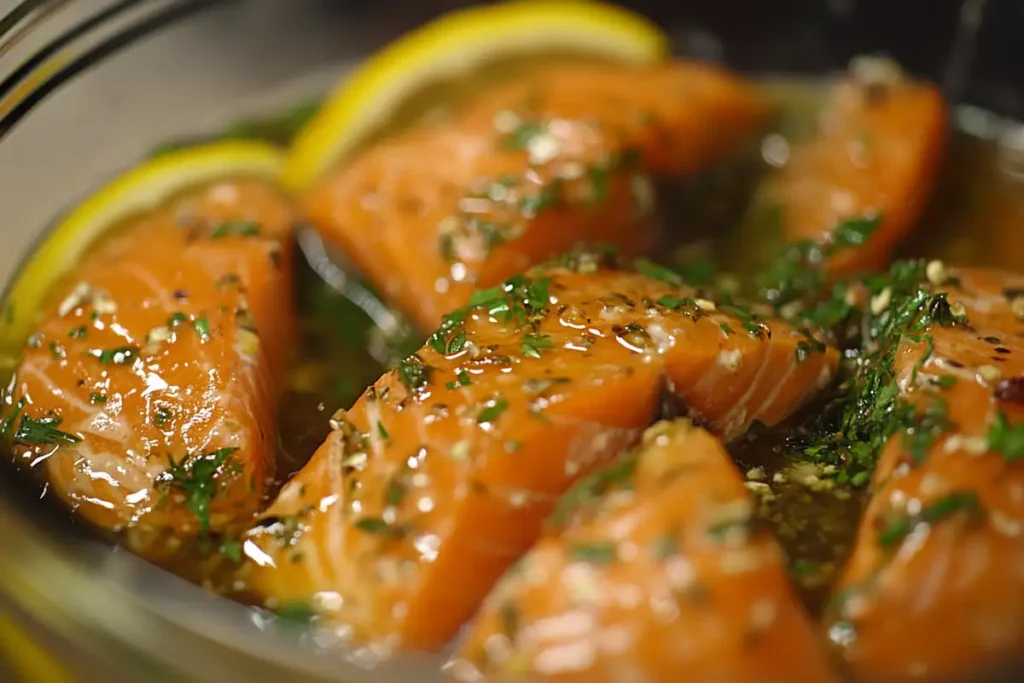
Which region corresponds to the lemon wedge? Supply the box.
[0,140,283,351]
[282,0,670,191]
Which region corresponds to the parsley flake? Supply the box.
[521,332,553,359]
[878,490,983,548]
[568,542,617,564]
[477,397,509,424]
[193,316,211,341]
[987,411,1024,462]
[13,415,81,446]
[159,447,239,534]
[210,220,260,239]
[88,346,138,365]
[397,354,432,391]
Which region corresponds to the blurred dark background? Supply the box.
[321,0,1024,118]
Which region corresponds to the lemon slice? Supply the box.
[282,0,670,191]
[0,140,283,350]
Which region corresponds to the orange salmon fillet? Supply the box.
[304,61,767,331]
[450,419,838,683]
[777,60,947,276]
[246,258,837,652]
[827,267,1024,681]
[5,180,296,551]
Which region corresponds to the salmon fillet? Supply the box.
[450,418,838,683]
[245,257,837,652]
[827,266,1024,681]
[777,59,947,276]
[304,61,767,331]
[4,179,296,553]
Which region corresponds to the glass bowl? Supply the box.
[0,1,1020,681]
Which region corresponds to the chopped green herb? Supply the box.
[499,601,520,639]
[0,398,25,439]
[13,415,81,446]
[429,274,552,352]
[467,285,505,309]
[445,330,467,355]
[878,490,983,548]
[193,316,211,341]
[500,121,546,151]
[800,258,971,484]
[377,421,390,440]
[549,456,636,528]
[719,304,767,339]
[521,332,554,359]
[219,538,243,563]
[902,397,950,463]
[444,370,473,391]
[675,256,718,287]
[48,341,66,360]
[587,165,608,202]
[153,406,172,427]
[353,516,406,539]
[634,259,682,286]
[616,322,651,350]
[795,333,827,364]
[89,393,108,405]
[657,294,690,310]
[482,175,519,201]
[397,354,432,391]
[477,397,509,424]
[275,602,316,623]
[522,376,570,394]
[210,220,260,239]
[159,447,238,534]
[833,214,882,247]
[756,213,882,314]
[568,542,617,564]
[790,559,819,575]
[385,478,406,507]
[987,411,1024,462]
[88,346,138,365]
[67,326,88,340]
[167,312,187,327]
[545,243,620,273]
[936,375,958,389]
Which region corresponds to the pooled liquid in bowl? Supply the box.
[3,50,1024,682]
